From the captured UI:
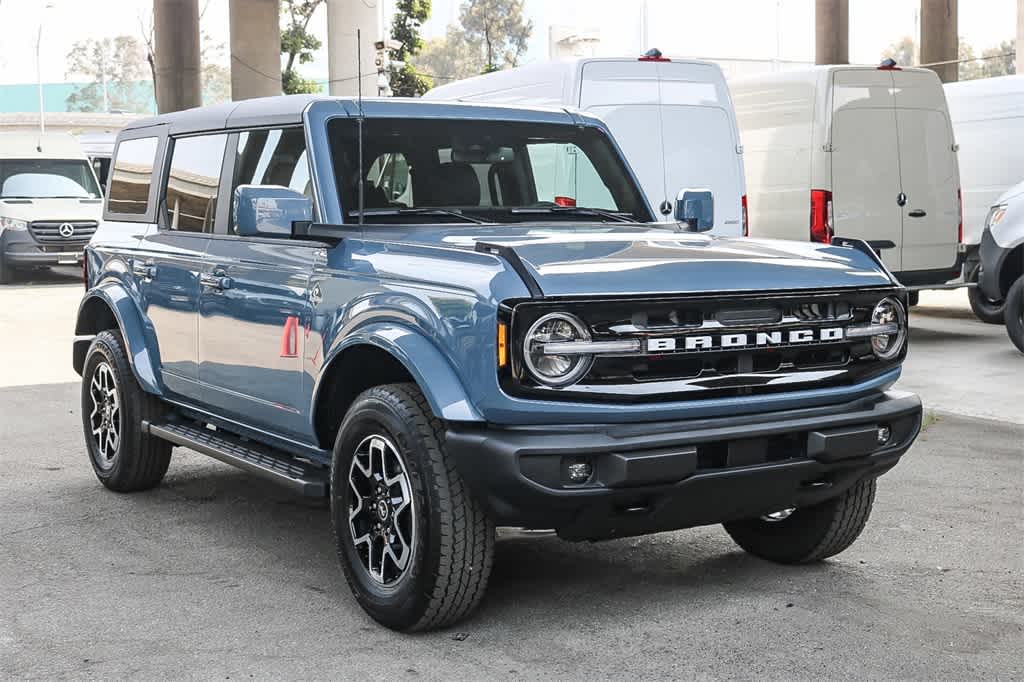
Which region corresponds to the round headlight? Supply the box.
[522,313,593,387]
[870,297,907,360]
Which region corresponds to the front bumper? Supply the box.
[446,390,921,540]
[1,230,84,266]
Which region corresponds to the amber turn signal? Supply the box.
[497,323,508,367]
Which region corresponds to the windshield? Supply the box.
[328,118,652,224]
[0,159,101,199]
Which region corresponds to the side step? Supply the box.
[144,421,328,497]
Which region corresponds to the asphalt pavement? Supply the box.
[0,270,1021,679]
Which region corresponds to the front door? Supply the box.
[198,128,317,439]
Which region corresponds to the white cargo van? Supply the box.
[0,133,103,283]
[944,75,1024,322]
[425,55,748,236]
[730,65,963,290]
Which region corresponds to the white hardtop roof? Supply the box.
[730,63,939,86]
[0,132,89,160]
[944,75,1024,122]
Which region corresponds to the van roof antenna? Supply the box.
[357,28,365,227]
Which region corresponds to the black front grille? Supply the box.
[28,220,97,245]
[502,288,905,403]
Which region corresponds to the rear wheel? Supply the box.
[330,383,494,631]
[81,330,171,491]
[723,478,876,564]
[1004,276,1024,354]
[967,264,1005,324]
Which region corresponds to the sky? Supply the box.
[0,0,1016,87]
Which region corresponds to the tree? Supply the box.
[389,0,432,97]
[460,0,532,73]
[881,36,915,67]
[979,40,1016,78]
[281,0,325,95]
[414,0,533,82]
[65,36,149,113]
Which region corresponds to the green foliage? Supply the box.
[389,0,433,97]
[281,0,325,95]
[65,36,149,113]
[881,36,915,67]
[414,0,533,84]
[881,36,1016,82]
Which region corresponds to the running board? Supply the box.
[144,421,328,497]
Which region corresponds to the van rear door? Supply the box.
[892,71,960,274]
[657,61,744,235]
[830,69,904,271]
[579,62,667,219]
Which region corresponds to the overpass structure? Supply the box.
[151,0,1015,114]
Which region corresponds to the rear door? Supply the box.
[892,71,960,273]
[657,61,744,235]
[829,69,903,271]
[579,61,668,218]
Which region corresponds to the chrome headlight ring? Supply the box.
[522,312,594,387]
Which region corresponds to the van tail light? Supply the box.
[957,188,963,243]
[810,189,833,244]
[741,194,749,236]
[554,196,576,207]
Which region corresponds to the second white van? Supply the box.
[425,54,748,236]
[730,65,963,290]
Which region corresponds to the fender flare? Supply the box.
[316,322,483,423]
[74,283,163,396]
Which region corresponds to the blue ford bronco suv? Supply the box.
[74,96,921,631]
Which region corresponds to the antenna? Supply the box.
[357,28,365,227]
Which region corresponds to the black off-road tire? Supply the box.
[1004,276,1024,354]
[330,383,495,631]
[723,478,877,564]
[81,330,171,491]
[967,265,1005,324]
[907,291,920,307]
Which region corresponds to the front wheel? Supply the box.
[967,265,1005,324]
[723,478,876,564]
[1004,276,1024,354]
[330,383,495,631]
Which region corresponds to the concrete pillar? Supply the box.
[229,0,282,100]
[815,0,849,65]
[153,0,203,113]
[326,0,379,97]
[920,0,958,83]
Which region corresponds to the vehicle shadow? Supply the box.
[3,265,80,287]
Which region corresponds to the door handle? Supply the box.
[200,272,233,291]
[907,209,927,218]
[132,260,156,280]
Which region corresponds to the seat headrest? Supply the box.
[423,162,480,207]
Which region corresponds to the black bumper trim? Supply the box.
[446,390,921,540]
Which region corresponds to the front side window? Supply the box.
[164,134,227,233]
[231,128,310,233]
[0,159,100,199]
[328,118,651,224]
[108,136,158,215]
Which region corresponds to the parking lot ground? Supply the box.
[1,380,1021,679]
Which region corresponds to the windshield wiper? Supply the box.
[509,206,637,223]
[347,207,486,224]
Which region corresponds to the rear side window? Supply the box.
[108,137,158,215]
[164,134,227,233]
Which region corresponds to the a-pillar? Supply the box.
[229,0,282,100]
[815,0,849,65]
[326,0,379,97]
[153,0,202,113]
[920,0,958,83]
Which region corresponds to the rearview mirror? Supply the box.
[234,185,313,238]
[675,188,714,232]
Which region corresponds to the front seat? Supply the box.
[420,163,480,207]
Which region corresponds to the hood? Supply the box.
[365,225,895,297]
[0,198,103,223]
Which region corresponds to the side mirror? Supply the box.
[675,188,714,232]
[234,184,313,238]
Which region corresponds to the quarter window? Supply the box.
[108,137,158,215]
[164,134,227,233]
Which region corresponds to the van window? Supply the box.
[527,143,616,210]
[164,134,227,233]
[0,159,100,199]
[108,137,158,215]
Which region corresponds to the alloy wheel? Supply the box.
[347,435,416,586]
[88,362,121,470]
